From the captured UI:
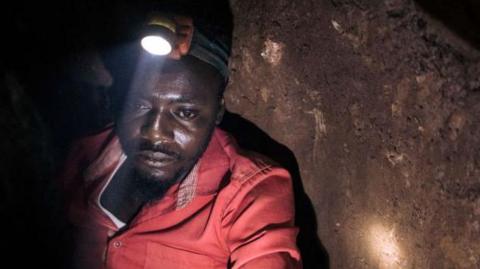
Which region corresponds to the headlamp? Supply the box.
[139,14,230,80]
[141,16,176,56]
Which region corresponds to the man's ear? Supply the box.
[215,98,225,125]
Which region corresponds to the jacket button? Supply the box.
[113,241,122,248]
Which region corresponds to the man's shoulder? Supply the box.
[60,126,117,179]
[68,125,116,163]
[213,129,291,190]
[231,149,285,184]
[213,130,295,230]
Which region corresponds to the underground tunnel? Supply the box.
[1,0,480,268]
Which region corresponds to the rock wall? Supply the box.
[226,0,480,268]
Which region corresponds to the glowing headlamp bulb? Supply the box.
[141,35,172,55]
[141,16,176,56]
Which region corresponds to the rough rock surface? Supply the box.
[226,0,480,268]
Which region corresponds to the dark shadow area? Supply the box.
[414,0,480,51]
[220,111,330,269]
[0,72,74,268]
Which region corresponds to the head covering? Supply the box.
[189,28,230,81]
[144,1,232,80]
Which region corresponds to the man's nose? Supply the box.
[141,110,174,143]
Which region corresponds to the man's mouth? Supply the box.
[135,150,178,168]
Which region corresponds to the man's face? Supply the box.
[117,57,224,189]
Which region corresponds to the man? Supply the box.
[59,10,301,269]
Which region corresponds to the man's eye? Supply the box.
[176,109,198,120]
[135,104,150,110]
[129,102,150,111]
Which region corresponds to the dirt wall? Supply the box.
[226,0,480,268]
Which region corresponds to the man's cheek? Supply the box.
[173,129,193,147]
[119,131,140,155]
[120,121,142,142]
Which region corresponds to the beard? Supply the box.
[131,167,182,203]
[130,123,216,204]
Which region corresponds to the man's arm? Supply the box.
[221,168,302,269]
[56,127,114,193]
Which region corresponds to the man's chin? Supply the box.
[133,167,177,202]
[130,155,197,201]
[135,164,173,184]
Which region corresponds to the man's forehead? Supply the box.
[130,56,222,99]
[136,69,194,93]
[154,72,194,89]
[133,70,213,103]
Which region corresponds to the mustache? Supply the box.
[133,139,181,159]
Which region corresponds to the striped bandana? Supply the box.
[188,29,230,81]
